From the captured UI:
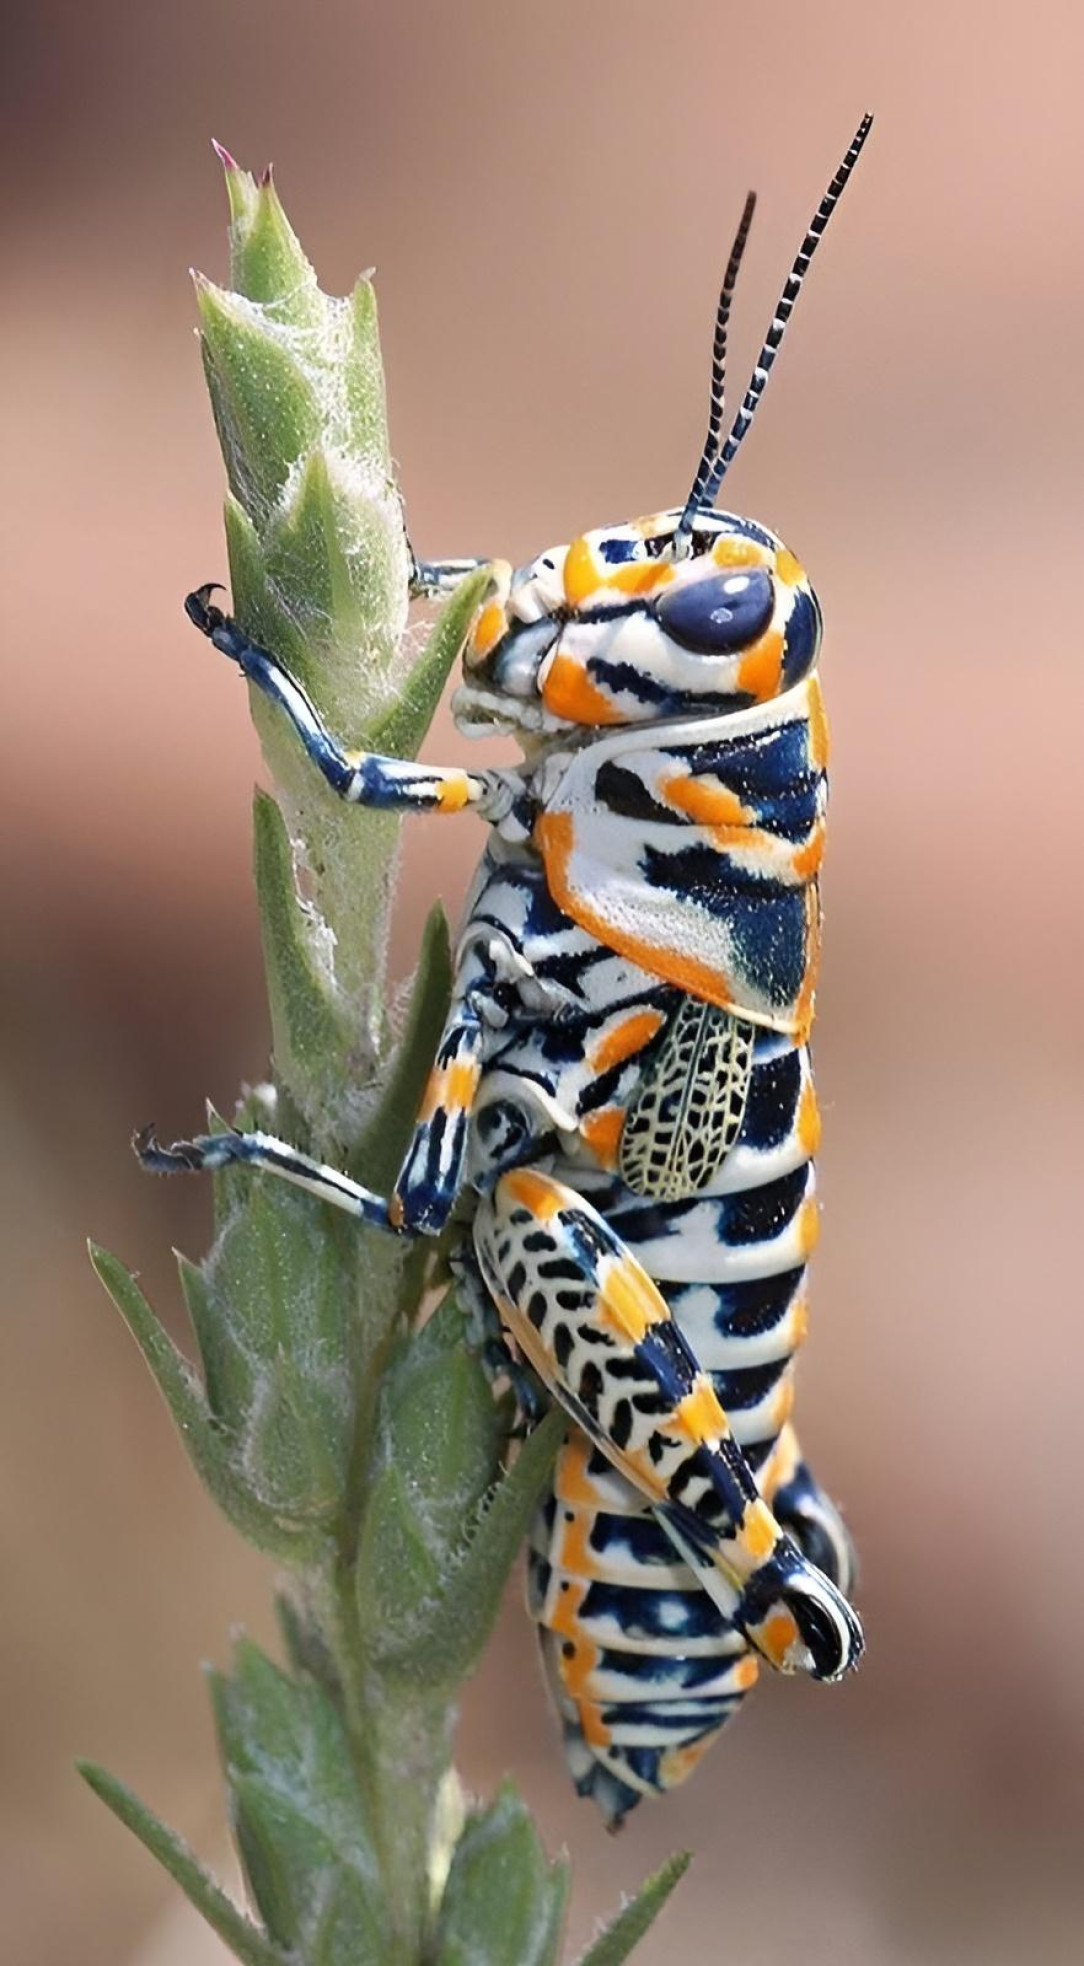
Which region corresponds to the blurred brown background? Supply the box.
[4,2,1083,1961]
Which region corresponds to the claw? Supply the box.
[184,584,226,635]
[133,1123,210,1175]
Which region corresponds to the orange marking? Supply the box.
[791,819,826,881]
[711,535,772,570]
[793,890,822,1045]
[563,534,599,606]
[759,1422,801,1501]
[736,626,784,701]
[589,1008,666,1074]
[580,1107,625,1167]
[775,546,804,586]
[607,558,674,596]
[503,1167,565,1221]
[557,1503,604,1582]
[563,529,675,607]
[673,1376,728,1444]
[797,1079,821,1158]
[761,1610,801,1668]
[790,1294,811,1349]
[660,773,753,830]
[417,1069,443,1123]
[470,600,506,660]
[542,649,626,725]
[580,1702,612,1749]
[806,674,830,770]
[554,1433,601,1508]
[387,1193,404,1229]
[535,810,740,1015]
[734,1654,761,1692]
[436,771,473,812]
[797,1197,820,1258]
[740,1499,779,1561]
[417,1053,478,1121]
[560,1639,601,1705]
[548,1573,588,1637]
[771,1374,796,1430]
[659,1736,717,1787]
[445,1057,481,1107]
[599,1258,668,1343]
[546,1554,602,1704]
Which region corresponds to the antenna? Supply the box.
[673,189,757,556]
[691,112,873,524]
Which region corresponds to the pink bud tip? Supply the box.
[211,139,239,171]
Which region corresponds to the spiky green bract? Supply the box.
[433,1782,570,1966]
[208,1639,392,1964]
[575,1853,693,1965]
[87,147,689,1965]
[76,1762,287,1966]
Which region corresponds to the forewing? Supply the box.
[619,1000,756,1200]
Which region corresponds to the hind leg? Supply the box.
[474,1167,863,1682]
[769,1426,858,1593]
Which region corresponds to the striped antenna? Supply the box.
[694,113,873,518]
[673,190,758,556]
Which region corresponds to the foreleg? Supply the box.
[409,553,489,598]
[185,587,515,819]
[473,1168,863,1682]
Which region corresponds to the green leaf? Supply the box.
[261,447,366,669]
[197,276,322,517]
[354,1297,503,1667]
[224,163,324,328]
[77,1761,287,1966]
[210,1638,390,1962]
[354,902,452,1190]
[344,277,393,473]
[89,1243,320,1565]
[253,785,356,1116]
[274,1587,343,1706]
[433,1781,569,1966]
[222,493,300,661]
[383,1293,503,1534]
[365,1405,565,1687]
[368,564,493,761]
[575,1853,693,1966]
[219,147,260,234]
[248,443,408,732]
[197,1162,382,1525]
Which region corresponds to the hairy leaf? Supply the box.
[89,1243,321,1565]
[77,1762,287,1966]
[209,1638,390,1962]
[575,1853,692,1966]
[433,1781,569,1966]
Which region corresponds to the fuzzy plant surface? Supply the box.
[83,150,690,1965]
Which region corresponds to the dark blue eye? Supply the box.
[655,568,775,652]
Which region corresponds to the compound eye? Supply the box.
[656,567,775,652]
